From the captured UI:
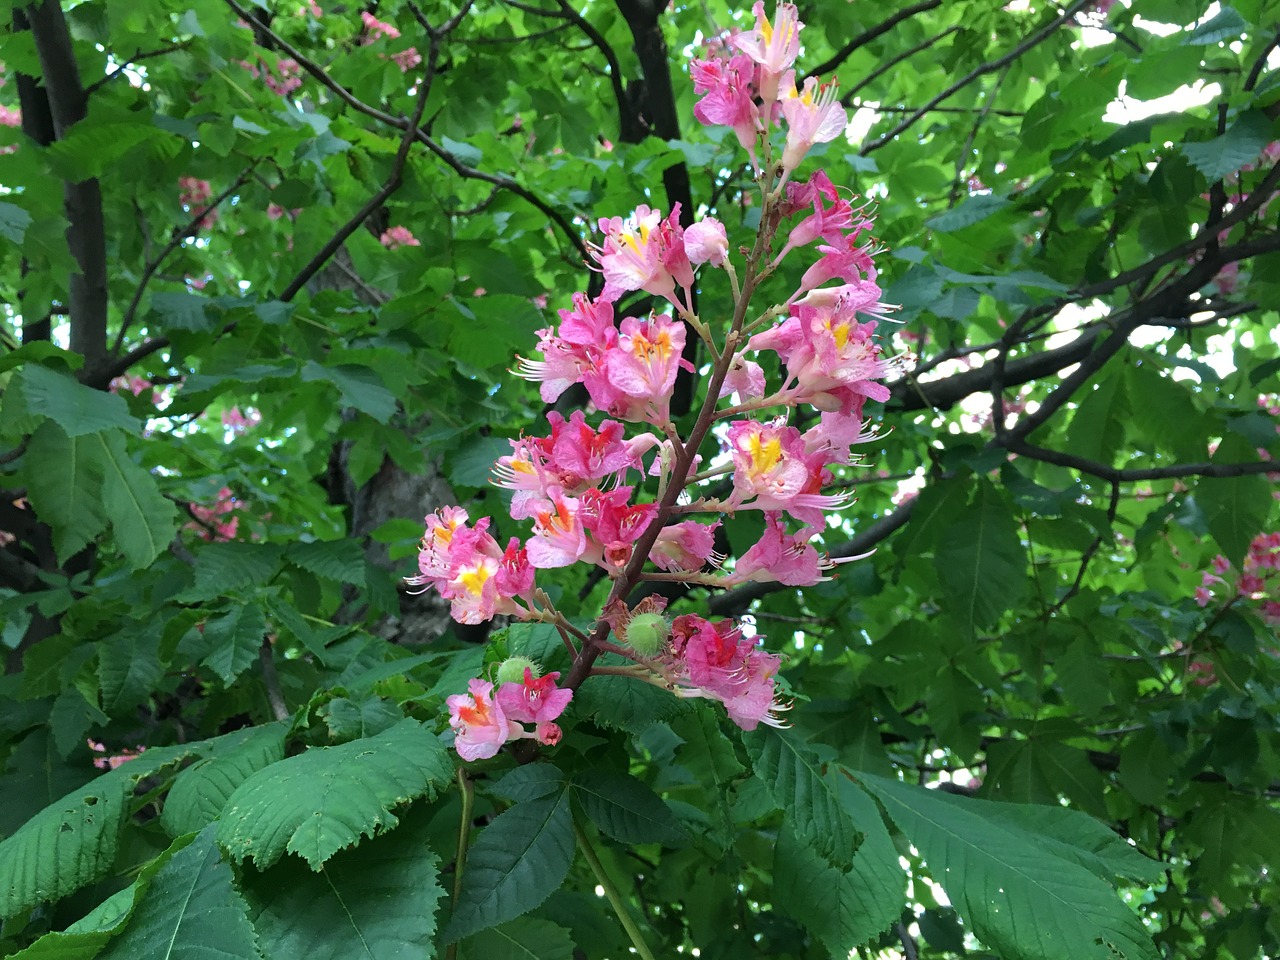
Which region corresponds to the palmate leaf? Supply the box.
[745,726,861,868]
[442,790,576,944]
[2,365,138,438]
[243,803,445,960]
[201,602,269,686]
[98,827,261,960]
[856,772,1160,960]
[217,719,453,871]
[773,777,905,953]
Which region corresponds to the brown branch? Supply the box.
[553,0,634,140]
[27,0,108,366]
[805,0,942,79]
[860,0,1092,156]
[842,24,961,103]
[1006,444,1278,484]
[105,167,256,367]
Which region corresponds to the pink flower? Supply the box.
[691,54,762,164]
[179,177,218,229]
[728,514,827,586]
[650,520,721,572]
[591,204,694,311]
[409,507,535,623]
[721,649,784,731]
[380,225,420,249]
[391,47,422,72]
[684,217,729,267]
[222,406,261,434]
[779,76,847,172]
[580,486,657,569]
[726,419,846,525]
[601,314,691,426]
[718,353,766,402]
[750,288,891,412]
[775,171,868,266]
[0,105,20,127]
[189,487,240,542]
[1211,555,1232,574]
[730,1,803,106]
[495,668,573,725]
[447,679,511,761]
[662,615,789,730]
[360,10,400,39]
[794,235,877,298]
[515,294,618,404]
[527,489,589,568]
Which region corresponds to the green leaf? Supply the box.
[50,688,109,758]
[926,195,1011,232]
[286,538,367,585]
[1198,471,1272,567]
[318,697,403,742]
[94,431,179,570]
[201,602,268,686]
[570,769,687,845]
[300,361,398,423]
[857,772,1160,960]
[1059,374,1127,464]
[148,291,211,332]
[243,803,446,960]
[0,201,33,243]
[1179,112,1275,182]
[217,719,453,870]
[162,724,289,838]
[0,743,200,920]
[448,434,511,488]
[746,727,862,867]
[98,827,262,960]
[97,623,164,712]
[490,763,567,803]
[3,366,137,437]
[773,777,904,952]
[575,673,690,732]
[186,542,285,600]
[460,918,575,960]
[934,480,1028,631]
[442,790,576,943]
[1186,5,1248,45]
[23,421,109,562]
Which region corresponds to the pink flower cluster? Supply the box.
[1196,533,1280,625]
[411,2,892,759]
[189,487,240,542]
[446,669,572,761]
[222,406,261,435]
[0,104,19,128]
[178,177,217,229]
[88,739,145,771]
[691,2,847,173]
[240,57,303,97]
[359,11,421,73]
[380,225,420,249]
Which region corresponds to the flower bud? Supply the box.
[495,656,539,686]
[624,612,670,656]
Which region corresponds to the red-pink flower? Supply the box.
[495,668,573,725]
[447,679,511,761]
[581,486,657,569]
[591,204,695,311]
[663,615,789,730]
[718,353,766,402]
[775,171,868,265]
[721,648,784,731]
[410,508,534,623]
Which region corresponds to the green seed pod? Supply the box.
[625,612,670,657]
[495,656,539,686]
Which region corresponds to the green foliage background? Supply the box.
[1,0,1278,957]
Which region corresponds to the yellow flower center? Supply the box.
[458,563,491,597]
[748,433,783,478]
